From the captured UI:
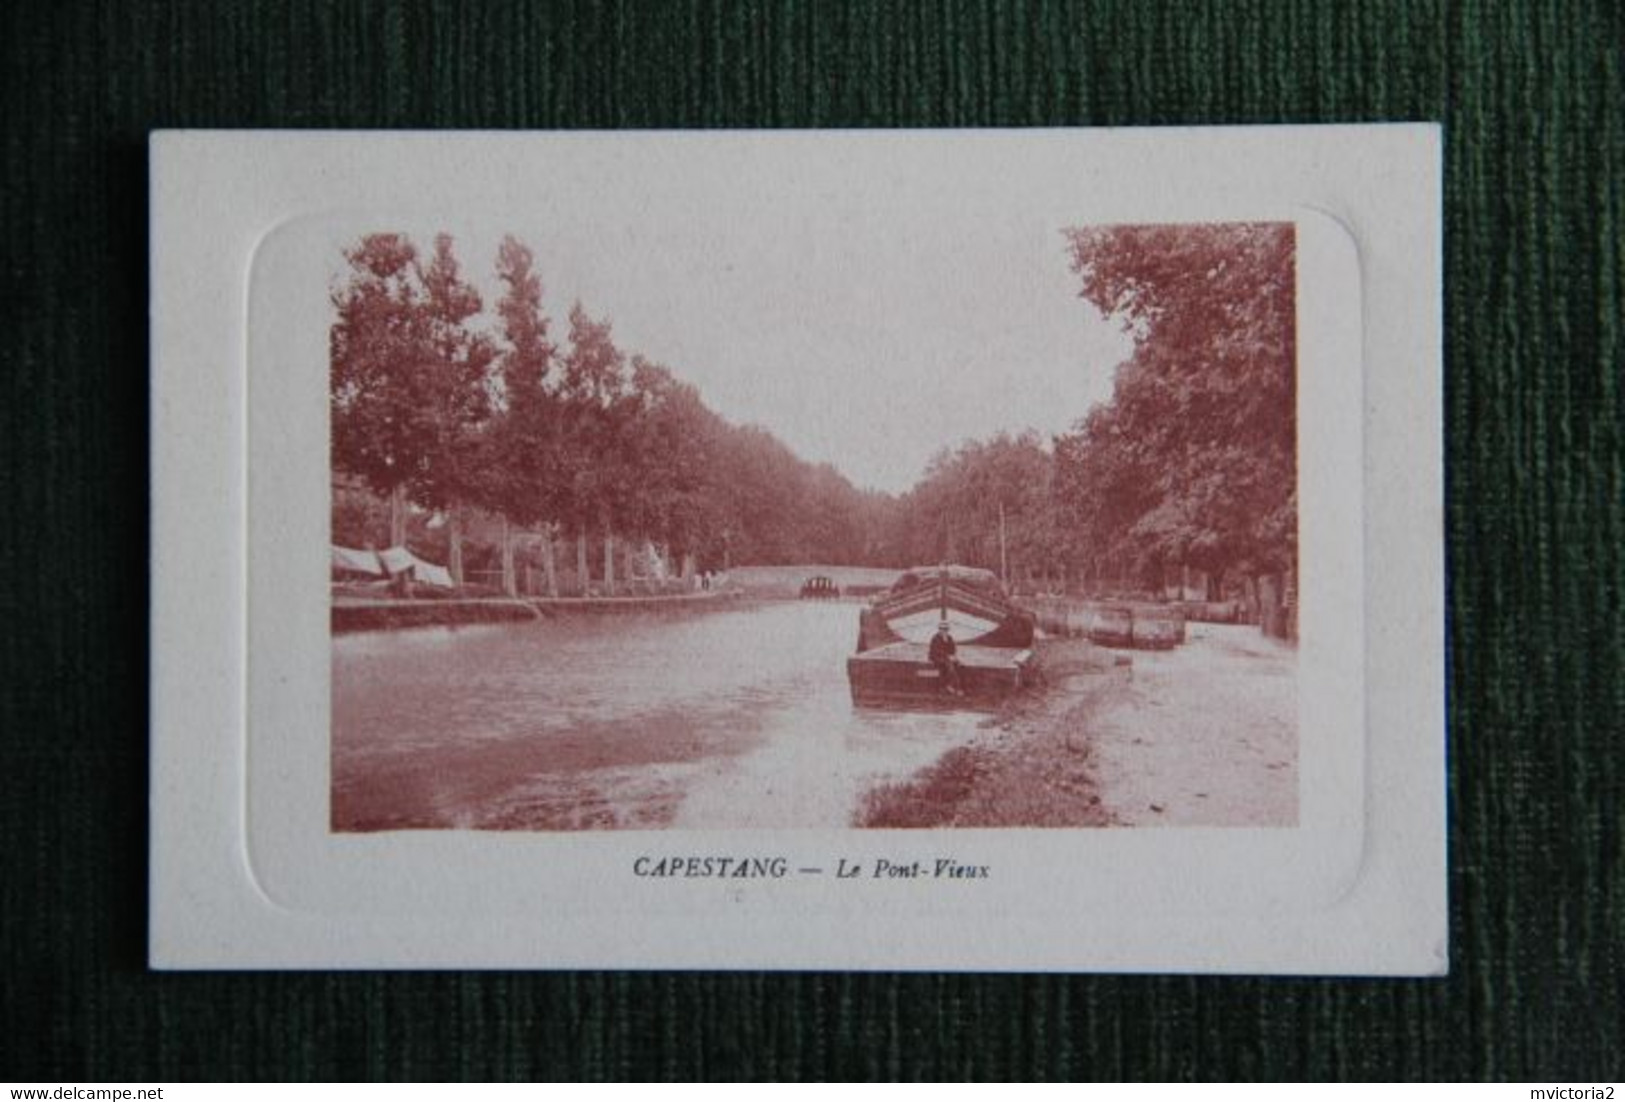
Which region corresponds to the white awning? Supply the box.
[378,546,454,589]
[331,545,383,576]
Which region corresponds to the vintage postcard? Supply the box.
[150,127,1444,972]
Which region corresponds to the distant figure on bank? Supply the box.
[928,621,964,696]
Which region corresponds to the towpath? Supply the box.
[858,623,1297,828]
[1083,623,1298,826]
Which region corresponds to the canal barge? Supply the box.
[847,565,1037,707]
[1019,596,1186,650]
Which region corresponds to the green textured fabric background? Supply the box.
[3,0,1620,1082]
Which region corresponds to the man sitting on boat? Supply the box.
[928,621,965,696]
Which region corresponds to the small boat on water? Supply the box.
[799,575,841,600]
[847,565,1037,707]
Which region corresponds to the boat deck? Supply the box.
[846,643,1035,708]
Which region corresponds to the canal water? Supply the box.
[331,601,987,832]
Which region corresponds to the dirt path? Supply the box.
[857,624,1297,828]
[1087,623,1298,826]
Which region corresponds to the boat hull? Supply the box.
[849,566,1037,707]
[846,643,1035,709]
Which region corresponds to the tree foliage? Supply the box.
[330,233,496,511]
[1053,223,1298,588]
[329,224,1298,590]
[330,232,893,571]
[872,432,1060,582]
[484,234,559,527]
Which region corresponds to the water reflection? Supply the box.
[332,601,985,831]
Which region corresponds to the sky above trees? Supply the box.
[332,218,1297,592]
[366,180,1134,494]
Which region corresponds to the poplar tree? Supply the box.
[330,232,494,563]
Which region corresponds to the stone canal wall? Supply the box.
[332,591,741,633]
[332,598,540,633]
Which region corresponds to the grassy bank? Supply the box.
[857,638,1128,828]
[857,623,1299,829]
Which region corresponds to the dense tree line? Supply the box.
[878,223,1298,601]
[331,224,1297,602]
[330,232,890,591]
[872,431,1061,582]
[1052,222,1297,598]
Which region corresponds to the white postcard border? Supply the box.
[150,127,1444,973]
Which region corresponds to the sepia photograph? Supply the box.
[326,212,1300,834]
